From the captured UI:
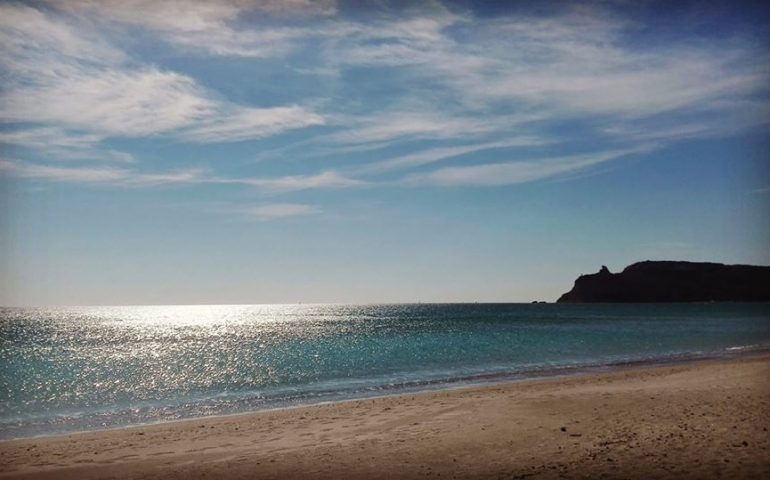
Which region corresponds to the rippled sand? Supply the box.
[1,353,769,479]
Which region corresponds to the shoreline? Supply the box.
[2,352,769,479]
[3,345,770,443]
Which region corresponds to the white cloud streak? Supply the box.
[325,111,543,148]
[0,158,364,194]
[317,4,767,125]
[0,2,324,147]
[353,137,549,175]
[0,158,204,186]
[404,147,653,187]
[245,203,321,220]
[220,171,367,193]
[55,0,338,58]
[1,67,215,137]
[180,106,325,143]
[0,128,135,163]
[0,3,125,67]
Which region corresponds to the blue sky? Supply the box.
[1,0,768,305]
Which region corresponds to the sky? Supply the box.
[0,0,769,306]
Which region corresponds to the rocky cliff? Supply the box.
[557,261,770,303]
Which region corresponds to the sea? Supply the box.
[1,303,769,440]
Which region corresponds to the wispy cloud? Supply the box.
[180,106,325,143]
[244,203,321,221]
[601,98,770,144]
[0,158,364,195]
[319,3,767,134]
[0,158,205,187]
[325,111,537,146]
[404,147,652,187]
[0,67,214,137]
[0,3,125,67]
[221,171,367,194]
[58,0,339,32]
[354,137,548,175]
[0,128,134,163]
[0,2,324,146]
[55,0,339,58]
[0,4,208,136]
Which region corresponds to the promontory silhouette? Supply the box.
[557,261,770,303]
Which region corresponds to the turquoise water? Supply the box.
[1,303,769,439]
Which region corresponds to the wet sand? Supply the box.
[1,353,769,479]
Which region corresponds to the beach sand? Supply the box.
[1,354,769,479]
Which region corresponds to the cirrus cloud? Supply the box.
[0,2,325,148]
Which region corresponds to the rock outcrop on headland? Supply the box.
[557,261,770,303]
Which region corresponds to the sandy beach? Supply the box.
[1,353,768,480]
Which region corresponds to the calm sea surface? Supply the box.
[2,303,769,439]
